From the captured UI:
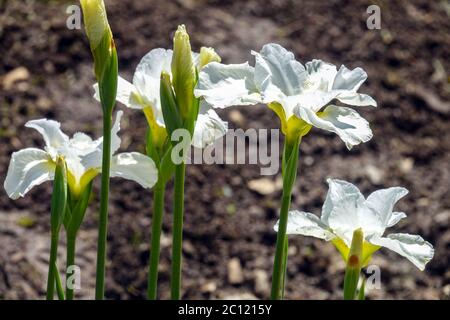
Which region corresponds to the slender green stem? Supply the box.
[280,236,289,299]
[66,233,76,300]
[271,137,300,300]
[54,262,65,300]
[171,163,186,300]
[147,180,166,300]
[46,234,59,300]
[95,112,112,300]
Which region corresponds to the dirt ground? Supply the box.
[0,0,449,300]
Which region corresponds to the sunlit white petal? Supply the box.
[110,152,158,189]
[195,62,261,108]
[365,187,409,228]
[192,102,228,148]
[25,119,69,157]
[4,148,55,199]
[369,233,434,270]
[296,105,373,149]
[278,210,335,241]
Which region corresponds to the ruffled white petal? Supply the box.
[369,233,434,270]
[25,119,69,156]
[386,212,407,228]
[295,105,373,149]
[276,210,335,240]
[365,187,409,228]
[195,62,261,108]
[336,92,377,107]
[4,148,55,199]
[110,152,158,189]
[323,178,384,244]
[332,65,367,92]
[80,111,123,170]
[69,132,102,156]
[192,102,228,148]
[253,43,306,96]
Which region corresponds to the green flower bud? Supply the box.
[171,25,196,120]
[79,0,111,51]
[80,0,118,114]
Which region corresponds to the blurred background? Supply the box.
[0,0,449,299]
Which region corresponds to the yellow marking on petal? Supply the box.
[332,237,350,261]
[143,106,167,149]
[67,168,99,199]
[268,102,312,143]
[332,236,381,266]
[361,242,381,267]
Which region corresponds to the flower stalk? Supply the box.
[271,135,300,299]
[80,0,118,299]
[147,179,166,299]
[46,157,67,300]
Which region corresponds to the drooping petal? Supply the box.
[253,43,307,97]
[25,119,69,156]
[276,210,335,240]
[369,233,434,270]
[195,62,261,108]
[110,152,158,189]
[192,102,228,148]
[336,92,377,107]
[94,76,143,109]
[4,148,55,199]
[332,65,367,92]
[365,187,409,228]
[386,212,407,228]
[295,105,373,149]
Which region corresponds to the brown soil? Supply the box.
[0,0,449,299]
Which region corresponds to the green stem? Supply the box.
[280,236,289,299]
[54,261,65,300]
[95,112,112,300]
[46,234,59,300]
[171,163,186,300]
[66,233,76,300]
[270,137,300,300]
[147,180,166,300]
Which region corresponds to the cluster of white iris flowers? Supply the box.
[3,0,433,300]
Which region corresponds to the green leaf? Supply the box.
[159,145,175,184]
[357,276,366,300]
[50,157,68,234]
[66,181,93,236]
[160,72,183,136]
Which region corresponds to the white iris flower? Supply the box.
[4,111,158,199]
[195,43,377,148]
[275,179,434,270]
[94,48,228,148]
